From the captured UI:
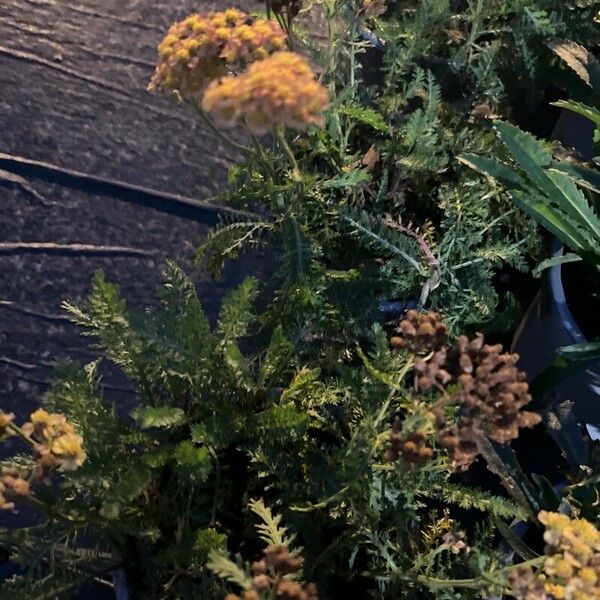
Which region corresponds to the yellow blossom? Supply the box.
[511,513,600,599]
[148,10,287,99]
[202,51,329,133]
[0,412,15,441]
[51,433,87,471]
[22,408,75,443]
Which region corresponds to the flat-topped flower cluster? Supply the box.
[149,9,328,133]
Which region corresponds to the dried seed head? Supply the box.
[392,310,448,354]
[414,331,540,470]
[387,417,434,468]
[251,559,267,576]
[252,574,271,591]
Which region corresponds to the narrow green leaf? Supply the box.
[551,160,600,194]
[558,341,600,360]
[552,100,600,129]
[458,154,527,189]
[533,253,582,276]
[494,516,539,561]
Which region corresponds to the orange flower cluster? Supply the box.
[148,9,287,98]
[509,512,600,600]
[202,51,329,133]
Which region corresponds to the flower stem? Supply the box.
[276,127,301,182]
[191,104,252,156]
[7,420,35,447]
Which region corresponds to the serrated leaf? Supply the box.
[260,325,293,384]
[552,160,600,193]
[321,169,372,189]
[533,252,582,276]
[206,550,252,590]
[494,121,555,195]
[549,40,600,90]
[338,104,388,132]
[249,498,295,548]
[193,528,227,560]
[111,467,153,502]
[552,100,600,130]
[142,445,175,468]
[281,367,321,401]
[131,406,185,429]
[174,441,212,480]
[458,154,527,189]
[217,277,258,343]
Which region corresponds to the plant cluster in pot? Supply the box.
[461,114,600,428]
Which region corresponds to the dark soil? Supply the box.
[0,0,274,542]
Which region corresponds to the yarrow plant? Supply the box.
[4,2,600,599]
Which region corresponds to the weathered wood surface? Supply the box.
[0,0,265,430]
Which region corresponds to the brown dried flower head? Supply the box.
[31,446,57,483]
[148,10,287,99]
[264,544,304,575]
[387,416,433,468]
[22,408,74,443]
[202,51,329,133]
[414,331,540,470]
[22,409,87,473]
[390,309,448,354]
[276,580,318,600]
[442,530,470,555]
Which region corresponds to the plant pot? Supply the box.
[511,109,599,425]
[511,240,600,425]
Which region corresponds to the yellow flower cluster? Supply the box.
[148,9,287,98]
[202,51,329,133]
[23,409,86,472]
[510,511,600,600]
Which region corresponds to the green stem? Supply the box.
[416,556,545,590]
[244,121,277,179]
[6,420,35,447]
[276,127,301,182]
[191,104,252,156]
